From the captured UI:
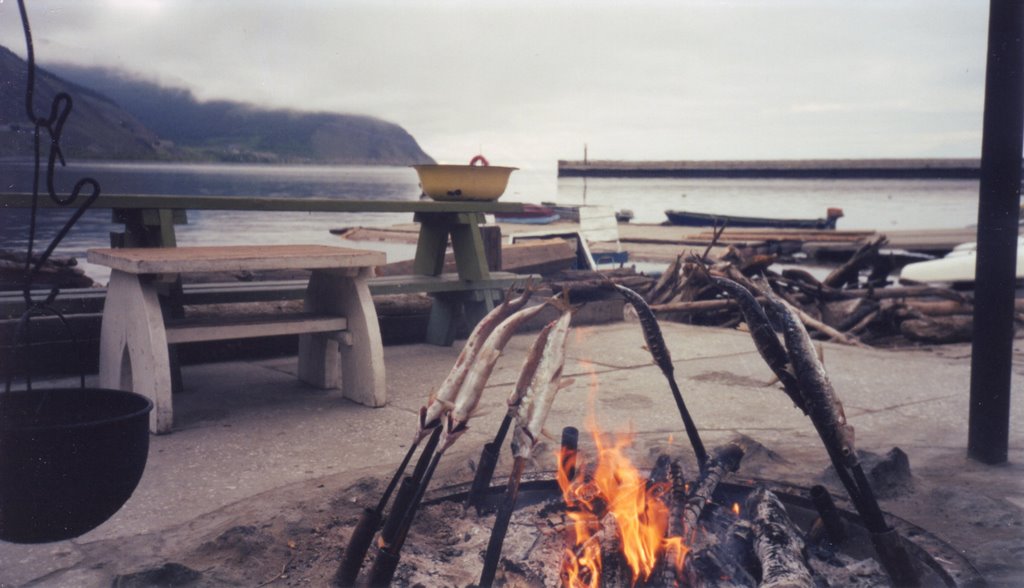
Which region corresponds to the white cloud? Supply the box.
[0,0,991,165]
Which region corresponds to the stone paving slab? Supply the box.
[2,322,1021,586]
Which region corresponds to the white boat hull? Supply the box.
[900,238,1024,283]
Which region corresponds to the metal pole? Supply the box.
[968,0,1024,465]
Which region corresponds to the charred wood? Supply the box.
[646,454,673,492]
[746,486,814,588]
[684,545,758,588]
[721,518,760,585]
[683,443,746,543]
[808,485,847,547]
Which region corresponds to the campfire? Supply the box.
[332,277,954,587]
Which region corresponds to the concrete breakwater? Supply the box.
[558,158,982,179]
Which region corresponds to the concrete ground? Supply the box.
[2,321,1022,586]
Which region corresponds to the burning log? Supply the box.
[681,443,746,544]
[684,545,757,588]
[746,486,814,588]
[662,460,688,587]
[718,518,760,586]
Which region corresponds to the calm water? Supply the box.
[1,160,981,284]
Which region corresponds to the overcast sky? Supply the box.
[1,1,992,169]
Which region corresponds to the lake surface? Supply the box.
[1,160,981,285]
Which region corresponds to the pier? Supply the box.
[557,158,984,179]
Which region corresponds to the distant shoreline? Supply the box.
[558,158,984,179]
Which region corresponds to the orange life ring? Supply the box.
[469,154,489,166]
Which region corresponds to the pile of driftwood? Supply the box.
[616,238,995,346]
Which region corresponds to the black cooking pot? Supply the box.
[0,387,152,543]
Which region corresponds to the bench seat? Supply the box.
[86,245,386,434]
[165,312,348,345]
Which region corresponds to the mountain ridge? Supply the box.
[0,46,434,165]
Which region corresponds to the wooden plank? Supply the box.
[368,271,528,295]
[88,245,385,274]
[498,239,576,274]
[166,312,347,344]
[333,226,421,245]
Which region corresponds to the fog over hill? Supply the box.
[0,46,434,165]
[1,46,171,161]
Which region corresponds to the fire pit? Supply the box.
[334,280,986,587]
[363,454,982,587]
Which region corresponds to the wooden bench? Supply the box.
[86,244,386,434]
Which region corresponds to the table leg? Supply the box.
[412,220,450,276]
[300,268,386,407]
[98,270,174,434]
[414,212,501,345]
[449,214,490,281]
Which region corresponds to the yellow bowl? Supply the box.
[413,164,518,201]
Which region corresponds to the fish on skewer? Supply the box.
[481,304,575,587]
[442,300,552,450]
[514,302,575,455]
[341,285,532,586]
[365,295,550,586]
[466,318,557,511]
[416,286,534,442]
[613,282,708,469]
[710,276,806,413]
[761,294,856,464]
[754,287,919,584]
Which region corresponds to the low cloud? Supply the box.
[0,0,990,165]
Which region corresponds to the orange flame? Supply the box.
[557,422,690,586]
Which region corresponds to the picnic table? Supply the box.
[1,193,530,344]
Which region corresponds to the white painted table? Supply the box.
[87,245,387,434]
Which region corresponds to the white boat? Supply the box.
[899,237,1024,284]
